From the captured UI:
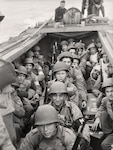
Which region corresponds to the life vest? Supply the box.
[37,126,66,150]
[63,7,81,24]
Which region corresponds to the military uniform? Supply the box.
[69,67,87,104]
[55,7,66,22]
[49,82,90,144]
[0,112,16,150]
[0,90,16,146]
[20,126,76,150]
[20,104,76,150]
[48,78,79,105]
[49,100,90,143]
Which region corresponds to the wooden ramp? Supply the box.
[39,24,113,33]
[99,30,113,66]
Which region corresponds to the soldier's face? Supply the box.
[55,71,67,82]
[38,123,57,138]
[72,59,79,68]
[34,51,40,57]
[60,2,65,8]
[69,49,76,55]
[17,73,26,83]
[90,47,97,55]
[105,86,113,100]
[103,54,109,64]
[25,64,33,72]
[62,58,72,68]
[77,48,83,56]
[52,93,66,106]
[62,45,68,51]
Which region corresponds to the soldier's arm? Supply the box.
[64,127,76,150]
[106,100,113,120]
[19,128,41,150]
[70,102,83,121]
[95,97,107,118]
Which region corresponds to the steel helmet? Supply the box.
[73,54,80,60]
[68,38,75,43]
[87,43,95,50]
[53,62,69,73]
[24,58,34,66]
[60,40,68,46]
[15,66,27,76]
[75,42,85,49]
[67,45,76,51]
[33,45,41,52]
[35,105,59,125]
[26,50,34,58]
[49,81,68,94]
[58,52,73,62]
[102,78,113,89]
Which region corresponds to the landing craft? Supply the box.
[0,7,113,150]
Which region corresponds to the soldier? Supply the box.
[0,84,17,147]
[33,45,41,56]
[10,84,25,143]
[26,50,34,59]
[49,81,91,150]
[74,41,88,78]
[20,104,76,150]
[99,52,110,82]
[55,0,66,22]
[24,58,42,95]
[67,45,77,56]
[48,61,79,105]
[68,38,75,46]
[72,54,80,69]
[82,0,105,17]
[60,40,68,53]
[87,43,99,67]
[0,60,17,148]
[86,64,101,97]
[15,65,35,112]
[58,51,87,109]
[92,78,113,150]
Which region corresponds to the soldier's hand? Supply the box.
[58,114,65,125]
[91,118,101,132]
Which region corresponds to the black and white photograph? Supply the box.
[0,0,113,150]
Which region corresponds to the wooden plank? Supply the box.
[98,31,113,66]
[106,31,113,50]
[22,16,53,44]
[1,33,46,62]
[0,36,29,53]
[0,17,52,62]
[39,24,113,33]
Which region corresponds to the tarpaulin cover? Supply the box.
[47,31,94,39]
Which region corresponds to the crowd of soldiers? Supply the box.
[0,36,113,150]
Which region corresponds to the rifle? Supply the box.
[52,41,58,65]
[43,75,49,104]
[72,116,88,150]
